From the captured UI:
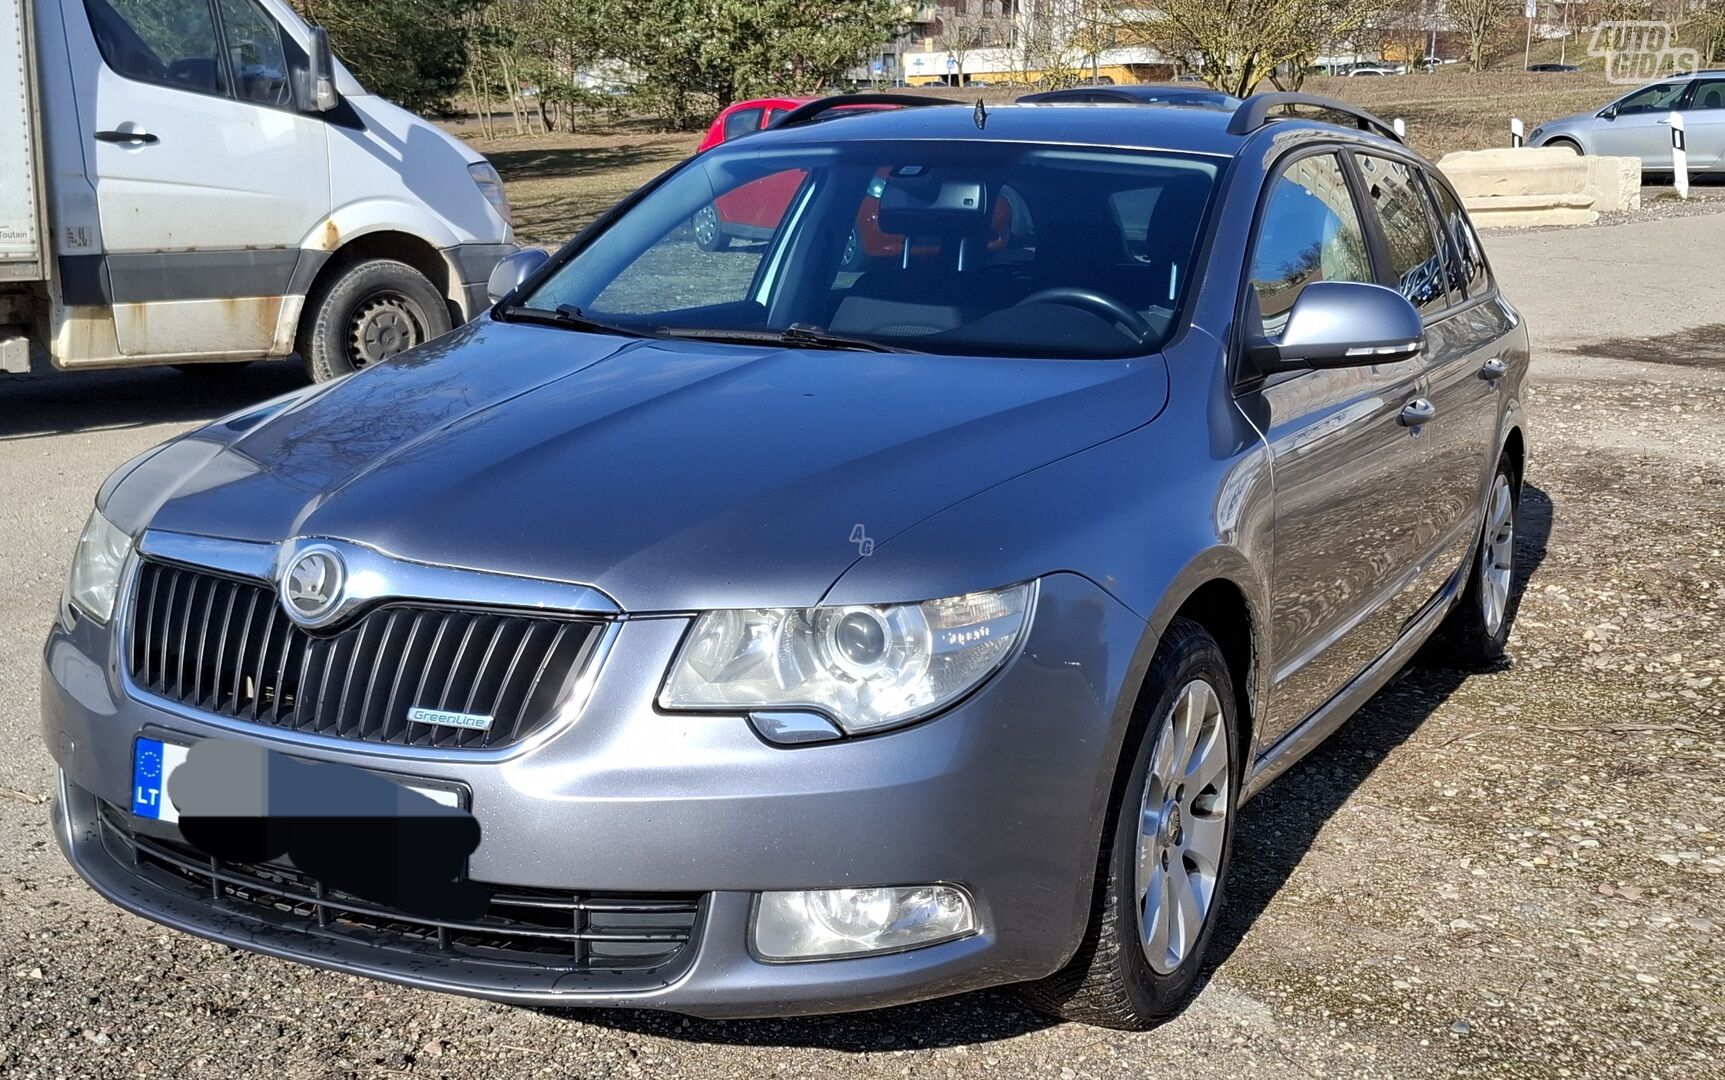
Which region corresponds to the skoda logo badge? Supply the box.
[282,546,346,625]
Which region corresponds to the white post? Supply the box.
[1670,110,1688,199]
[1510,117,1525,147]
[1393,117,1407,139]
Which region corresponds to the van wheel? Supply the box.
[1016,617,1239,1029]
[299,258,450,382]
[692,205,729,252]
[1432,455,1520,666]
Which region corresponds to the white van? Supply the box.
[1,0,515,381]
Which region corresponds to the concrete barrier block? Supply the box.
[1584,155,1643,212]
[1438,148,1606,228]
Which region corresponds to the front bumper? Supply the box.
[42,572,1145,1017]
[442,242,518,321]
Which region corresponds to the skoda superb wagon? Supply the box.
[44,93,1528,1028]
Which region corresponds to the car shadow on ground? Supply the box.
[569,483,1554,1050]
[486,142,688,184]
[0,362,305,442]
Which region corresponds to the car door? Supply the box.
[1592,79,1690,167]
[1679,76,1725,170]
[1356,153,1504,614]
[1243,150,1430,743]
[62,0,331,361]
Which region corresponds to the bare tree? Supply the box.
[1449,0,1512,71]
[1122,0,1387,97]
[934,1,1013,84]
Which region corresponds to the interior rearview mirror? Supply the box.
[309,27,339,112]
[1247,281,1423,373]
[487,248,551,305]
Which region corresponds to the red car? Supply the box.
[691,97,1014,265]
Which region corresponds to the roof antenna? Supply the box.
[974,98,988,130]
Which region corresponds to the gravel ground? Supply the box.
[2,210,1723,1078]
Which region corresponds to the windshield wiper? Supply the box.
[496,304,648,338]
[656,324,913,354]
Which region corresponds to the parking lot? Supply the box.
[1,209,1721,1078]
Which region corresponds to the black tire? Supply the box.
[298,258,451,383]
[1432,453,1520,666]
[692,205,730,252]
[1016,617,1240,1030]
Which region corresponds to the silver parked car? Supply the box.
[1531,70,1725,170]
[44,93,1529,1029]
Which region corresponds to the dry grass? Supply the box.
[453,71,1632,244]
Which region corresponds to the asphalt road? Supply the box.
[2,214,1722,1078]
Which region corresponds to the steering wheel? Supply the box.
[1014,287,1152,342]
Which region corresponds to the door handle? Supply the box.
[94,129,159,145]
[1399,398,1437,427]
[1479,357,1508,382]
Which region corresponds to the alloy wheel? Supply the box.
[693,205,721,249]
[1136,678,1231,975]
[1480,472,1516,636]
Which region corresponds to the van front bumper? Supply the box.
[42,572,1144,1017]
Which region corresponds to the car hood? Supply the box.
[1536,111,1595,133]
[141,318,1169,611]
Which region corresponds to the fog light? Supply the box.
[751,885,977,961]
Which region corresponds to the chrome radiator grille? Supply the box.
[126,558,607,749]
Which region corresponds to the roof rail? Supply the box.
[1227,92,1403,143]
[768,93,964,131]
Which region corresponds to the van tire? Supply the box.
[299,258,451,382]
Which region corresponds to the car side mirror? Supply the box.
[1599,104,1618,120]
[487,248,551,304]
[1247,282,1423,373]
[308,27,339,112]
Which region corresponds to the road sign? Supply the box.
[947,57,957,72]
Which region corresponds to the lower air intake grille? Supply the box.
[97,802,701,974]
[126,558,608,749]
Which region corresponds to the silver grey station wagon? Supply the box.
[43,92,1529,1029]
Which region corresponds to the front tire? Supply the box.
[298,258,451,383]
[1433,455,1519,665]
[1017,618,1239,1029]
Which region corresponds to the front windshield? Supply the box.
[514,140,1221,358]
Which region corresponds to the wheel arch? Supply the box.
[1125,552,1270,787]
[1502,424,1526,490]
[302,230,458,327]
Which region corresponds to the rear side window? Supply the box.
[1427,178,1489,299]
[86,0,225,95]
[1686,78,1725,111]
[723,108,765,141]
[1356,154,1449,315]
[1248,153,1372,335]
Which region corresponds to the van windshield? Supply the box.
[513,141,1221,358]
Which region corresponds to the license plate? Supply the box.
[131,736,461,823]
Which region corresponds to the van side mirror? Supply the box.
[1247,281,1423,373]
[487,248,551,304]
[308,27,339,112]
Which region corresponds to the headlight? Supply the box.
[660,582,1035,735]
[65,509,133,624]
[468,161,512,226]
